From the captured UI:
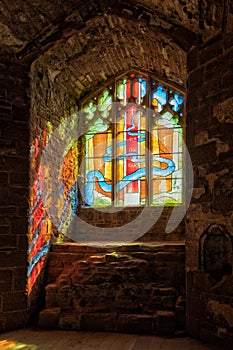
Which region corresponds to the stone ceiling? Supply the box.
[0,0,231,57]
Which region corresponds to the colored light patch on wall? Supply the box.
[28,123,79,293]
[28,127,52,295]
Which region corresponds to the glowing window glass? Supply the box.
[80,73,185,207]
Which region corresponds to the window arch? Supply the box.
[79,71,185,208]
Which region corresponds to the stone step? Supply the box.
[39,308,176,336]
[45,283,177,315]
[46,244,185,284]
[43,243,185,332]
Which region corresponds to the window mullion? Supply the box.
[112,101,117,206]
[146,79,152,206]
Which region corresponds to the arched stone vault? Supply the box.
[31,13,187,123]
[0,0,229,56]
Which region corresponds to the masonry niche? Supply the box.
[199,225,232,280]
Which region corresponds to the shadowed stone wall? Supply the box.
[186,32,233,348]
[0,56,30,330]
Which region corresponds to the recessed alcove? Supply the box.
[27,14,189,331]
[199,225,232,280]
[1,1,233,348]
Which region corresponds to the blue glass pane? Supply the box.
[169,93,184,112]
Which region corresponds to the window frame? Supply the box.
[78,70,185,209]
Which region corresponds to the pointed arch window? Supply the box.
[79,72,185,207]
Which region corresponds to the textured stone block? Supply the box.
[2,291,27,312]
[3,310,28,331]
[45,284,58,307]
[57,285,72,309]
[199,40,223,64]
[81,312,116,331]
[0,172,8,186]
[0,251,27,268]
[39,307,61,329]
[0,270,12,293]
[0,235,17,249]
[12,267,27,292]
[155,311,176,335]
[116,314,154,334]
[58,313,80,330]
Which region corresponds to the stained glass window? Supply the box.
[80,72,185,207]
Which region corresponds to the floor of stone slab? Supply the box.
[0,329,222,350]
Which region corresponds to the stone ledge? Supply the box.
[50,242,185,254]
[39,310,177,335]
[116,314,155,334]
[81,312,117,332]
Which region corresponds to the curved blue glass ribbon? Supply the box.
[85,156,175,205]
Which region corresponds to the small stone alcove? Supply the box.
[199,225,232,280]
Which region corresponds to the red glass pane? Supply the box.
[126,81,131,99]
[126,106,139,192]
[133,81,139,98]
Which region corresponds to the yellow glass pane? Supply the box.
[151,130,159,154]
[117,159,124,182]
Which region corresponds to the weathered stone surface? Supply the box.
[40,244,184,334]
[38,307,61,329]
[0,270,13,294]
[186,32,233,348]
[116,314,154,334]
[155,311,176,335]
[81,312,116,332]
[58,313,80,330]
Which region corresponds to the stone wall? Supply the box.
[67,207,186,244]
[0,0,232,341]
[39,242,185,335]
[30,13,187,245]
[24,3,189,331]
[186,32,233,347]
[0,55,30,330]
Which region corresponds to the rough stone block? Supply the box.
[0,172,9,186]
[45,283,58,307]
[12,267,27,292]
[2,291,27,312]
[3,310,28,331]
[12,104,28,122]
[199,40,223,64]
[0,206,17,217]
[58,313,80,330]
[155,311,176,335]
[187,47,198,72]
[190,142,217,165]
[81,312,116,331]
[38,307,61,329]
[0,251,27,268]
[1,235,17,249]
[116,314,154,334]
[57,285,72,309]
[0,270,12,293]
[161,296,175,310]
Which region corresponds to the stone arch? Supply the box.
[199,224,232,278]
[27,0,191,322]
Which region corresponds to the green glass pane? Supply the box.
[98,90,112,118]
